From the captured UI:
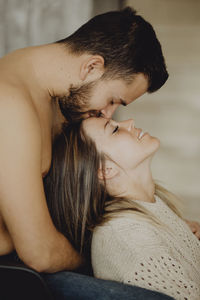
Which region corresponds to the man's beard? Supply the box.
[57,81,97,124]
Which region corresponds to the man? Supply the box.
[0,6,176,300]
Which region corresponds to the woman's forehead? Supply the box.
[82,117,107,134]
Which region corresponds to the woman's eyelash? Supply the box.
[112,126,119,134]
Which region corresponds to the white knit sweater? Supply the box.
[91,196,200,300]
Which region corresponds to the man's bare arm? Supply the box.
[0,214,14,254]
[0,96,82,272]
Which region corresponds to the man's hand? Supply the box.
[184,219,200,240]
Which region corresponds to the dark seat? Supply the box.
[0,254,53,300]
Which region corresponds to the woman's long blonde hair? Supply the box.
[44,121,182,257]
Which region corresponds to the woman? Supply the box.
[44,117,200,300]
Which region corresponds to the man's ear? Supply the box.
[98,161,119,181]
[80,55,105,82]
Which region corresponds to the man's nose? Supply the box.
[101,104,119,118]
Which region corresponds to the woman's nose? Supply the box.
[120,119,135,131]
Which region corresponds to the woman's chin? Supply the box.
[155,137,160,148]
[151,137,160,154]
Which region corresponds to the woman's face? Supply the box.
[82,117,160,171]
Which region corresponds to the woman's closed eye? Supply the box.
[112,126,119,134]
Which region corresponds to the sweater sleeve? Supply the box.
[91,220,200,300]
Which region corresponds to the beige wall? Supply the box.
[116,0,200,220]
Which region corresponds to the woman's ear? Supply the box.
[80,55,105,82]
[98,161,119,181]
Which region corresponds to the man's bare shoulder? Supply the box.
[0,83,43,162]
[0,81,34,107]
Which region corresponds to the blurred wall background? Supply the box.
[0,0,121,56]
[0,0,199,220]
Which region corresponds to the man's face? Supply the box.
[58,73,148,122]
[86,73,149,118]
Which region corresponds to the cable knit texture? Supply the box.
[91,196,200,300]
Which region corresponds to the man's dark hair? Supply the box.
[57,7,168,92]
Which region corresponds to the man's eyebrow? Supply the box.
[120,99,127,106]
[104,120,110,131]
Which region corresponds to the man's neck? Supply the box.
[23,44,73,98]
[14,43,78,135]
